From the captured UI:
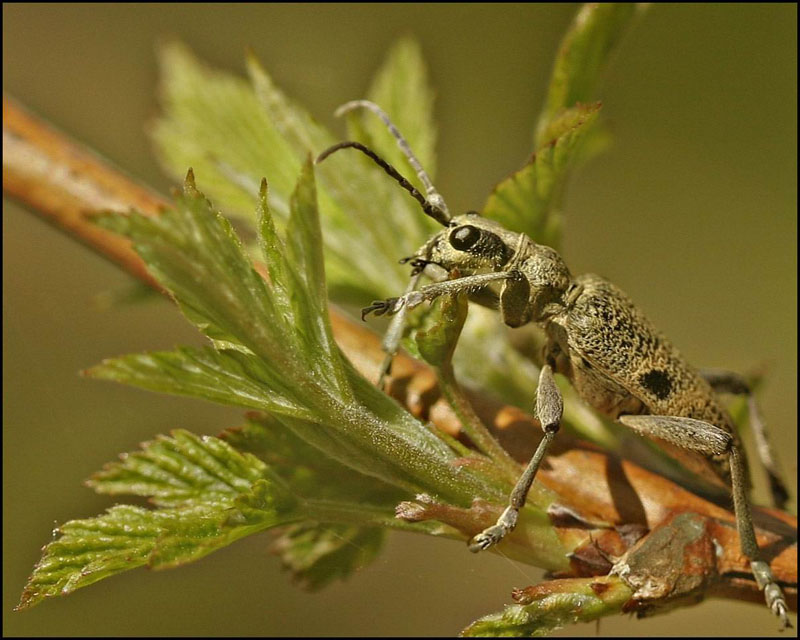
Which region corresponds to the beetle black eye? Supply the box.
[450,225,481,251]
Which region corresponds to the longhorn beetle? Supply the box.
[316,100,792,628]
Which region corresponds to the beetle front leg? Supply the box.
[373,273,500,389]
[362,271,513,319]
[469,364,563,552]
[372,271,426,388]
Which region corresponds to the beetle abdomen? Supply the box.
[551,274,740,486]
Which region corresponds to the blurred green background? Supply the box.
[3,3,796,636]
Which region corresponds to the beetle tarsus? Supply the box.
[361,298,401,320]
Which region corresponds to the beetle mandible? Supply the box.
[316,100,792,628]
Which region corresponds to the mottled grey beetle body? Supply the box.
[427,216,742,487]
[548,272,738,486]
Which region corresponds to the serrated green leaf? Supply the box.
[95,169,496,505]
[152,42,299,221]
[20,416,418,608]
[149,40,544,419]
[94,177,283,361]
[284,159,352,397]
[245,52,408,302]
[272,523,385,591]
[482,102,601,247]
[86,347,315,420]
[362,38,438,188]
[18,472,298,610]
[18,505,161,611]
[87,429,272,507]
[460,576,631,637]
[535,3,642,148]
[223,414,405,506]
[355,36,442,250]
[154,42,425,305]
[94,170,334,396]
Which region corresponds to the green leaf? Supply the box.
[154,41,427,305]
[244,53,408,302]
[152,42,299,221]
[460,576,632,637]
[271,523,385,591]
[149,41,544,418]
[284,160,352,397]
[94,173,292,366]
[222,414,405,506]
[94,167,349,401]
[95,167,495,504]
[86,347,316,420]
[535,3,642,148]
[355,36,442,254]
[361,37,438,188]
[87,429,275,507]
[18,437,299,610]
[415,293,469,369]
[482,102,601,248]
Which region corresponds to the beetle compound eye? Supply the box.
[450,225,481,251]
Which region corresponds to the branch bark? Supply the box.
[3,94,796,618]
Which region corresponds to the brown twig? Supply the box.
[3,94,796,616]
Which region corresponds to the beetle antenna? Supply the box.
[316,141,451,227]
[335,100,450,220]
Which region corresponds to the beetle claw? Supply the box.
[361,298,401,320]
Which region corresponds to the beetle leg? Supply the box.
[469,364,563,552]
[618,414,791,629]
[363,271,513,320]
[371,266,503,389]
[617,415,731,456]
[700,368,789,509]
[373,271,425,388]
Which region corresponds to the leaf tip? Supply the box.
[297,154,317,191]
[244,46,263,71]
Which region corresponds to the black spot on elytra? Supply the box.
[639,369,672,400]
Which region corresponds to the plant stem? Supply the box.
[437,361,521,482]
